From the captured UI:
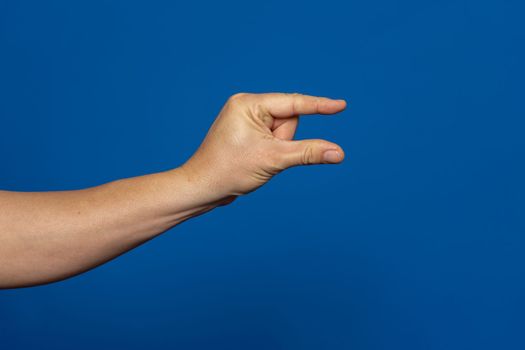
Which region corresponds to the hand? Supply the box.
[181,93,347,201]
[0,92,347,288]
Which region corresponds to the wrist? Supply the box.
[176,161,233,203]
[166,164,235,213]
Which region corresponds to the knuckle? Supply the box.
[228,93,248,105]
[288,92,303,116]
[302,145,316,165]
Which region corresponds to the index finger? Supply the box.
[257,93,347,118]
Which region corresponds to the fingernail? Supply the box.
[322,150,342,163]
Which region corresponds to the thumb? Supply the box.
[277,139,345,169]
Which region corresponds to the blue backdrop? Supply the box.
[1,1,524,349]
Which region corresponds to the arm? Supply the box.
[0,93,346,289]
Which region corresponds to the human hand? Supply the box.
[181,93,346,201]
[0,92,346,289]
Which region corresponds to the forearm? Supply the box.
[0,167,225,288]
[0,93,345,289]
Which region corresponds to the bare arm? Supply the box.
[0,93,346,289]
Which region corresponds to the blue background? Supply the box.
[1,0,524,349]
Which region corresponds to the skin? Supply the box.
[0,92,346,289]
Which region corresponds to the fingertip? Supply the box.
[322,148,345,164]
[336,99,347,110]
[339,148,346,162]
[319,97,347,114]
